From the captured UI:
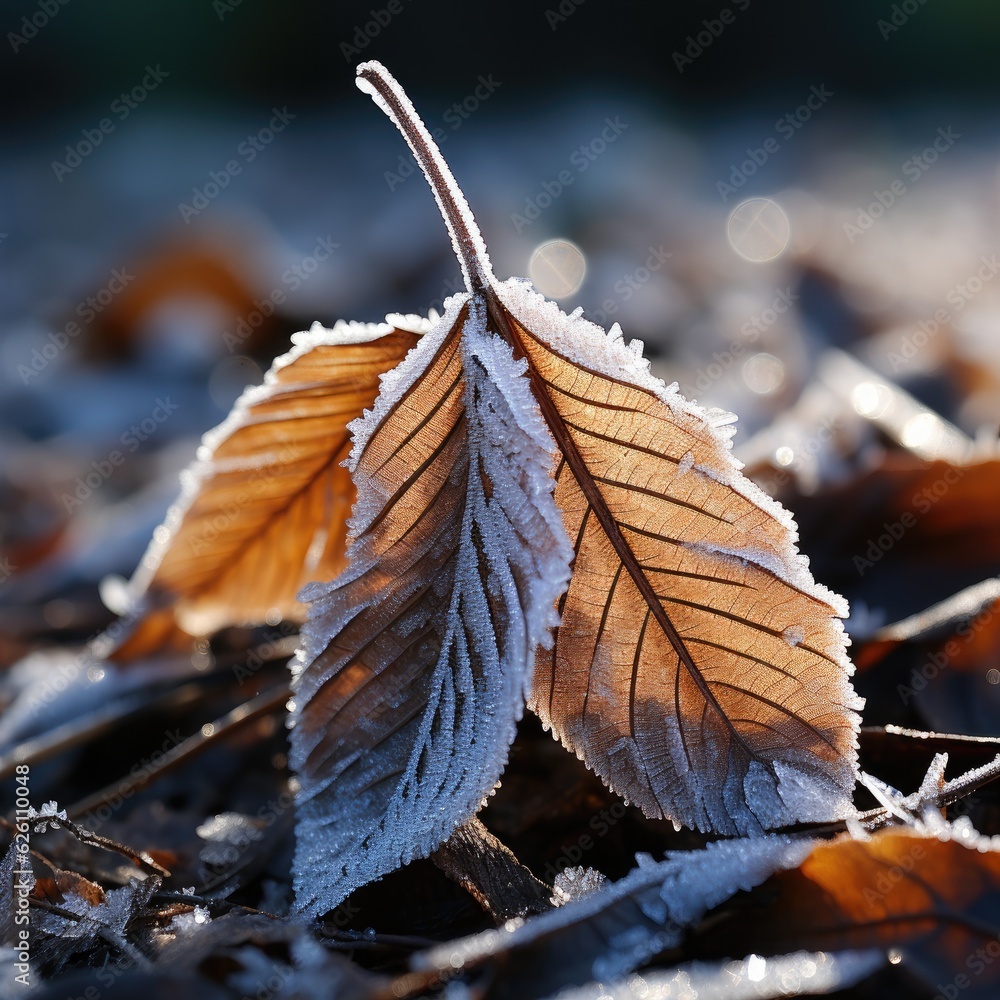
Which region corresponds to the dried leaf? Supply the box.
[791,456,1000,623]
[128,320,420,634]
[284,61,861,911]
[119,62,861,916]
[412,833,818,995]
[691,821,1000,1000]
[289,294,572,913]
[495,283,862,833]
[30,873,159,975]
[857,577,1000,673]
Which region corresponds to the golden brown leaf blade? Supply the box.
[694,824,1000,998]
[490,280,862,834]
[126,319,421,635]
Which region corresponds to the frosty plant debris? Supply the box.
[127,61,862,919]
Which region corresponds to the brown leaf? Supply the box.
[289,296,572,914]
[284,61,863,916]
[127,320,420,634]
[857,578,1000,675]
[51,867,106,907]
[692,825,1000,999]
[489,283,861,834]
[791,456,1000,622]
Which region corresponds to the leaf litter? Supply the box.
[3,60,1000,1000]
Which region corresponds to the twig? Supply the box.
[64,683,290,821]
[36,813,171,877]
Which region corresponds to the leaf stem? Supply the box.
[356,61,494,295]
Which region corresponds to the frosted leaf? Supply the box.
[284,62,864,917]
[29,875,159,967]
[552,866,608,906]
[558,949,885,999]
[123,317,420,636]
[289,297,573,915]
[497,277,861,835]
[414,834,816,987]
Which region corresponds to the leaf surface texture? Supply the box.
[492,280,861,834]
[289,296,572,913]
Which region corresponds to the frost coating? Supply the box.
[494,276,862,834]
[416,834,817,982]
[356,61,494,291]
[284,59,864,915]
[491,277,840,608]
[562,950,885,1000]
[494,275,856,655]
[289,299,573,916]
[125,314,417,634]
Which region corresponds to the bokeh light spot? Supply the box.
[727,198,790,262]
[742,352,786,394]
[529,239,587,298]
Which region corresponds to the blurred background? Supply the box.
[3,0,1000,723]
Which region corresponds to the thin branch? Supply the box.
[64,683,290,821]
